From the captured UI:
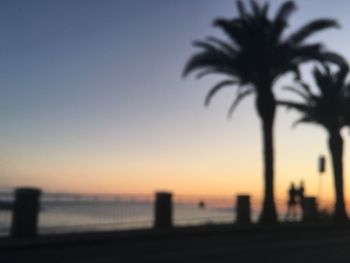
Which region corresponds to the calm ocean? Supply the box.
[0,193,294,237]
[0,199,249,236]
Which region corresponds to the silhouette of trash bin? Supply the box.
[154,192,172,229]
[11,187,41,238]
[302,196,318,222]
[236,195,251,224]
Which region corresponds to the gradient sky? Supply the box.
[0,0,349,203]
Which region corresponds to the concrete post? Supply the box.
[302,197,318,222]
[154,192,172,229]
[236,195,251,224]
[11,188,41,238]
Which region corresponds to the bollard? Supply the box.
[154,192,172,229]
[236,195,251,224]
[10,188,41,238]
[302,197,318,222]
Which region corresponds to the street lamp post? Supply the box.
[318,155,326,207]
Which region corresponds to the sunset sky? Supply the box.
[0,0,349,203]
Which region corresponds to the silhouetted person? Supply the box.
[298,181,305,202]
[286,183,298,221]
[297,181,305,218]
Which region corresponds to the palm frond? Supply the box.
[291,44,323,61]
[288,19,339,44]
[205,80,237,106]
[313,66,329,94]
[283,86,310,101]
[321,52,349,68]
[296,81,312,95]
[261,3,269,18]
[196,69,217,79]
[335,64,349,87]
[345,83,350,96]
[271,1,296,41]
[236,0,247,18]
[213,19,247,48]
[183,48,237,78]
[291,116,314,128]
[250,0,261,18]
[288,64,301,80]
[277,100,309,112]
[275,1,296,24]
[207,37,238,56]
[279,62,350,131]
[183,0,344,126]
[272,1,296,40]
[193,41,216,52]
[227,88,254,118]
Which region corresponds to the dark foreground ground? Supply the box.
[2,223,350,263]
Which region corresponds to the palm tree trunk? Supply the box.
[257,89,277,224]
[328,128,347,222]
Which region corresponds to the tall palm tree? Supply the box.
[183,0,343,223]
[279,63,350,222]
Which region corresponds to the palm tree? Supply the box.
[183,0,343,223]
[279,63,350,222]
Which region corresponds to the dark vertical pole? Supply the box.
[236,195,251,224]
[318,155,326,208]
[11,188,41,238]
[154,192,172,229]
[302,196,318,222]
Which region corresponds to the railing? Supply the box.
[0,190,13,237]
[39,193,237,234]
[0,188,341,238]
[174,195,235,226]
[39,193,154,234]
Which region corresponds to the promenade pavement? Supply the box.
[1,224,350,263]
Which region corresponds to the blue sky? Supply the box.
[0,0,349,201]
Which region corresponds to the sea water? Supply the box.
[0,199,246,236]
[1,193,293,237]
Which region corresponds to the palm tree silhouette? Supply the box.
[279,63,350,222]
[183,0,343,223]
